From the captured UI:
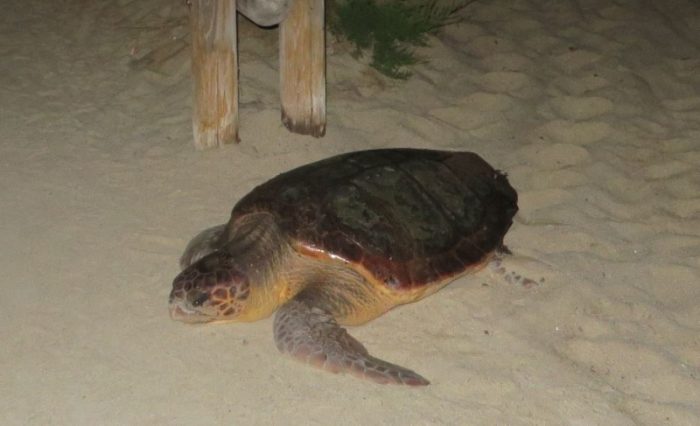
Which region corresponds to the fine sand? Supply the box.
[1,0,699,424]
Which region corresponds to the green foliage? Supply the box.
[329,0,469,79]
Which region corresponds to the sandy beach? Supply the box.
[1,0,699,424]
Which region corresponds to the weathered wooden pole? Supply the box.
[279,0,326,137]
[190,0,239,149]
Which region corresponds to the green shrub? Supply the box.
[329,0,470,79]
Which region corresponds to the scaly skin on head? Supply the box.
[170,213,297,324]
[169,250,252,323]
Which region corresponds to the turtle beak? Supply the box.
[169,303,212,323]
[169,304,188,320]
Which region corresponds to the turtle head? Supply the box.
[169,252,251,323]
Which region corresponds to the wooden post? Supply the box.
[190,0,239,149]
[279,0,326,137]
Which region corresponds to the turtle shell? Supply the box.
[231,149,518,290]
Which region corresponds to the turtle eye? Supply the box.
[191,293,209,307]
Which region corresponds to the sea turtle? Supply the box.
[169,148,518,385]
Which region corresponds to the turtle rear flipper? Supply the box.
[273,296,429,386]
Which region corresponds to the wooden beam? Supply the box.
[190,0,239,149]
[279,0,326,137]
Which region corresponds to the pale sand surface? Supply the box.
[1,0,699,424]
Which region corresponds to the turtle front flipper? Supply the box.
[273,297,429,386]
[180,224,228,269]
